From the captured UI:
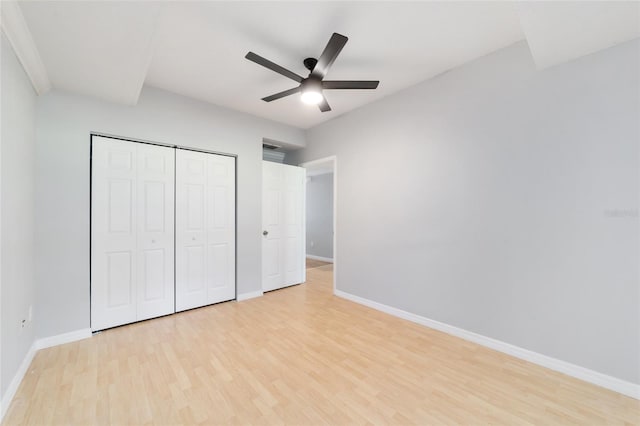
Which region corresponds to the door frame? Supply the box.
[299,155,337,294]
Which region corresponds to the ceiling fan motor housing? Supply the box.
[301,77,322,92]
[303,57,318,71]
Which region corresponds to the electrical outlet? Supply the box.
[310,241,315,247]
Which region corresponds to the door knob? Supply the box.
[263,230,268,236]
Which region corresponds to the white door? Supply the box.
[136,143,175,321]
[91,136,175,331]
[176,149,235,311]
[283,165,305,286]
[262,161,305,292]
[205,153,236,304]
[262,161,284,291]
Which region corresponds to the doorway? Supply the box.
[299,156,337,293]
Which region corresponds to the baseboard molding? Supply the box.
[237,290,263,301]
[306,254,333,263]
[0,328,93,422]
[334,289,640,400]
[0,341,37,421]
[36,328,92,350]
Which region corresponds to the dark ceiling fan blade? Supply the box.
[318,96,331,112]
[322,80,379,90]
[245,52,303,83]
[311,33,348,79]
[262,87,300,102]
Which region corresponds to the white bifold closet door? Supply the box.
[262,161,305,292]
[175,149,236,311]
[91,136,175,331]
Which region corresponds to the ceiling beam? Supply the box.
[516,1,640,69]
[1,1,51,95]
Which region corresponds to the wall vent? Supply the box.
[262,142,281,150]
[263,149,286,163]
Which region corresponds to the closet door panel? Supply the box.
[92,137,175,330]
[176,150,208,311]
[176,150,236,310]
[136,144,175,321]
[91,137,138,331]
[206,154,235,304]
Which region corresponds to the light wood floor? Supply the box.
[305,258,331,269]
[4,265,639,425]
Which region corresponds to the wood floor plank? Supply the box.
[3,263,639,425]
[306,258,332,269]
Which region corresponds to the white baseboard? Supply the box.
[306,254,333,263]
[36,328,92,350]
[334,289,640,400]
[237,290,263,301]
[0,341,37,421]
[0,328,93,422]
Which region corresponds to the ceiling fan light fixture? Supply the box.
[300,79,323,105]
[245,32,379,112]
[300,90,323,105]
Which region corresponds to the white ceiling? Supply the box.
[19,1,161,105]
[14,1,640,130]
[145,1,524,129]
[516,1,640,69]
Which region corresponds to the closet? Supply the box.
[90,135,236,331]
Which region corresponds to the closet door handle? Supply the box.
[263,230,268,236]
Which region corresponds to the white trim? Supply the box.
[0,1,51,95]
[302,167,306,284]
[35,328,92,350]
[237,290,263,301]
[333,158,337,294]
[300,156,337,294]
[306,254,333,263]
[334,289,640,400]
[299,156,337,169]
[0,342,37,421]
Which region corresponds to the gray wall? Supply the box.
[290,40,640,384]
[1,33,37,398]
[306,173,333,259]
[35,87,304,339]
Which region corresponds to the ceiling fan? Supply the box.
[245,33,379,112]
